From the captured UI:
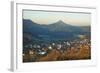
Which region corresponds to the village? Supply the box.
[23,37,91,62]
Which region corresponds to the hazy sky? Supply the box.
[23,10,91,26]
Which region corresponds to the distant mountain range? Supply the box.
[23,19,90,44]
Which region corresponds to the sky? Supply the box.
[23,10,91,26]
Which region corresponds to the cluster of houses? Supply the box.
[23,38,90,58]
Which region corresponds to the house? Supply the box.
[48,46,52,50]
[29,50,35,55]
[57,44,62,50]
